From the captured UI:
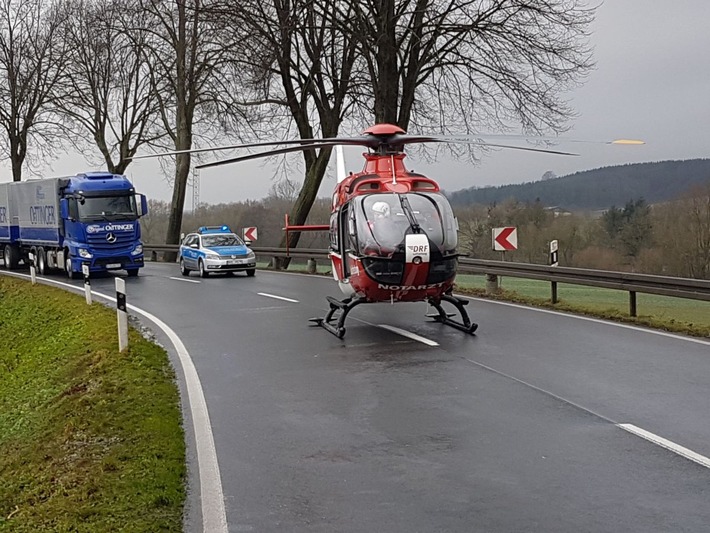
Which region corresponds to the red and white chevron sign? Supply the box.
[492,227,518,251]
[243,226,258,242]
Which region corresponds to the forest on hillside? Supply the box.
[142,181,710,280]
[447,159,710,211]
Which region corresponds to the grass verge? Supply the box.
[453,274,710,338]
[0,277,185,532]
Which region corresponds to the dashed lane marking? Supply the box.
[258,292,299,303]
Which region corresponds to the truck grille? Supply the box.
[86,232,135,251]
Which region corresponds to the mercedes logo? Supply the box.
[106,233,117,243]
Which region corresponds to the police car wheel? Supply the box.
[180,258,190,276]
[246,268,256,277]
[198,259,209,278]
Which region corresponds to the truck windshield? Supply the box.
[77,195,137,221]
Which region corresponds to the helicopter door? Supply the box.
[337,203,353,278]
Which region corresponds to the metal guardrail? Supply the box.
[144,244,710,315]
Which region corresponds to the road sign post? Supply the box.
[29,252,36,285]
[82,264,92,305]
[243,226,258,244]
[492,227,518,252]
[550,239,559,266]
[116,278,128,352]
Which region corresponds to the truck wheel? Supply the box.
[126,269,139,277]
[37,247,47,275]
[65,254,80,280]
[3,245,19,270]
[198,259,209,278]
[246,268,256,277]
[180,258,190,276]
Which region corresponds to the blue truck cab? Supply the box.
[1,172,148,278]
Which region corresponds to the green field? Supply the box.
[0,277,185,532]
[453,274,710,337]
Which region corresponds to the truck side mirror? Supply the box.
[137,194,148,217]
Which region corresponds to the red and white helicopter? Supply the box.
[138,124,642,338]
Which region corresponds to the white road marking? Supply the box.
[617,424,710,469]
[258,292,299,303]
[377,324,439,346]
[465,353,710,471]
[169,276,201,283]
[1,272,228,532]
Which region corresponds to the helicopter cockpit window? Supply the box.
[355,192,457,256]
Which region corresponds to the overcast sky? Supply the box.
[3,1,709,206]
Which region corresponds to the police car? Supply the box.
[179,226,256,277]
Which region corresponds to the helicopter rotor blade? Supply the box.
[383,134,581,156]
[131,124,642,166]
[419,134,645,146]
[194,138,580,169]
[130,136,377,161]
[194,141,345,169]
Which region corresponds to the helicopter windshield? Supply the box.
[355,193,457,256]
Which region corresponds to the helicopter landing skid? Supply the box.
[427,294,479,334]
[310,296,367,339]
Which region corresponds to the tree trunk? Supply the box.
[164,151,191,262]
[275,149,332,268]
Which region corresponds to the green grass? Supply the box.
[0,277,185,532]
[453,274,710,338]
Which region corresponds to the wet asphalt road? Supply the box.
[14,263,710,532]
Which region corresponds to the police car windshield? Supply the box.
[202,234,243,247]
[78,195,137,221]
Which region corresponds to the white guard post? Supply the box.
[29,252,36,285]
[82,264,92,304]
[550,239,559,266]
[115,277,128,352]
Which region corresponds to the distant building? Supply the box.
[544,206,572,217]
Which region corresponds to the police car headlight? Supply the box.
[131,244,143,255]
[205,253,220,260]
[246,251,255,260]
[78,248,93,259]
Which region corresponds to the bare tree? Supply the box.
[213,0,362,263]
[0,0,67,181]
[54,0,164,174]
[653,184,710,279]
[343,0,595,134]
[135,0,252,258]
